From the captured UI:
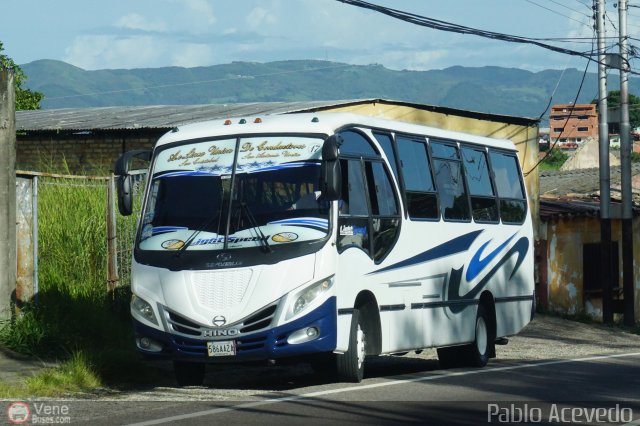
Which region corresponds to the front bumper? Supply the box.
[134,297,337,362]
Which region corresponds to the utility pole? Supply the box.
[618,0,635,326]
[0,68,16,322]
[596,0,613,324]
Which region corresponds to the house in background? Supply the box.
[538,165,640,322]
[549,104,598,150]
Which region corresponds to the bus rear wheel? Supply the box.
[466,303,493,367]
[173,361,205,387]
[336,309,366,382]
[437,304,494,368]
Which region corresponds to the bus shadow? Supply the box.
[195,354,442,391]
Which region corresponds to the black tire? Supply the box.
[336,309,366,382]
[173,361,205,387]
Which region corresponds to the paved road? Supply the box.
[2,315,640,425]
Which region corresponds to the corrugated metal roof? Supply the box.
[540,165,640,220]
[540,164,640,198]
[540,198,640,220]
[15,99,539,133]
[15,101,350,132]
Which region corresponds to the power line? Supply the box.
[335,0,640,75]
[524,0,592,27]
[537,0,594,17]
[524,36,595,176]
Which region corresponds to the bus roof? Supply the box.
[155,112,517,151]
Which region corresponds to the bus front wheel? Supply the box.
[336,309,366,382]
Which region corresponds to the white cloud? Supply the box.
[180,0,217,32]
[171,44,215,67]
[246,7,277,30]
[64,35,165,70]
[116,13,167,32]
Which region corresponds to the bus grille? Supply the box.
[191,269,253,310]
[165,302,278,337]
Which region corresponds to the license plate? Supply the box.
[207,340,236,357]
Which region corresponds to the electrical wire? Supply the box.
[336,0,640,75]
[524,0,593,27]
[524,36,595,176]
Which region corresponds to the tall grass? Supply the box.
[38,178,107,299]
[0,174,157,393]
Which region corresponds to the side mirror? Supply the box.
[114,150,151,216]
[322,134,341,161]
[320,135,342,201]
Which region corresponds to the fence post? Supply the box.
[106,175,119,293]
[0,68,16,322]
[16,176,35,310]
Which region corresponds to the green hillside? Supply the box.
[21,59,632,121]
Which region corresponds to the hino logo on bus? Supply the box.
[203,328,239,337]
[216,253,232,262]
[212,315,227,326]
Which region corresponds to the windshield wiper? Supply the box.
[239,201,272,253]
[174,212,221,257]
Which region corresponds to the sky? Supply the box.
[0,0,635,72]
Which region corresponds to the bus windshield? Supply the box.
[138,135,329,252]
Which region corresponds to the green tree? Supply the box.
[592,90,640,130]
[540,148,568,170]
[0,41,44,110]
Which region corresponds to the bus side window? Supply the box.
[489,151,527,224]
[365,161,400,262]
[396,136,438,219]
[373,132,400,182]
[461,147,499,223]
[337,159,370,255]
[431,141,471,222]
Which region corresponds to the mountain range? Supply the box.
[21,59,636,122]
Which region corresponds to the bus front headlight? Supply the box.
[286,277,334,320]
[131,294,158,326]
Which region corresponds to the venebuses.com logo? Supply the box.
[6,402,30,424]
[6,401,71,424]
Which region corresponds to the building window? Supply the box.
[577,127,589,132]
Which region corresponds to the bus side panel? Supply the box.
[334,247,373,353]
[422,305,476,348]
[383,291,423,352]
[496,299,534,337]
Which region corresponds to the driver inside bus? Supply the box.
[289,191,346,213]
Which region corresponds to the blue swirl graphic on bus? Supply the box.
[268,218,329,232]
[465,232,518,282]
[151,226,188,235]
[368,230,483,275]
[447,236,530,313]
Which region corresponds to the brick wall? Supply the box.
[16,131,164,174]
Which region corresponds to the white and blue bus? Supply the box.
[115,112,535,386]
